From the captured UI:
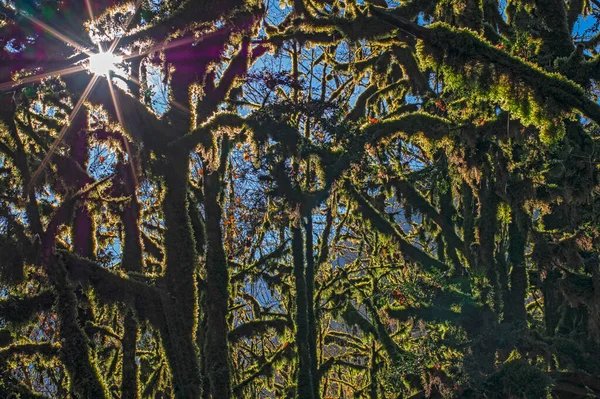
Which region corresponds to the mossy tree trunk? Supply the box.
[305,214,320,399]
[118,154,143,399]
[203,163,233,399]
[292,225,315,399]
[505,207,528,324]
[55,125,107,398]
[161,152,202,398]
[477,176,500,310]
[42,216,107,398]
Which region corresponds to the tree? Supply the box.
[0,0,599,398]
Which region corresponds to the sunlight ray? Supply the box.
[0,65,86,91]
[20,13,93,56]
[107,79,139,187]
[27,74,100,193]
[84,0,95,22]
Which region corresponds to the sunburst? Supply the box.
[0,1,192,192]
[88,52,123,77]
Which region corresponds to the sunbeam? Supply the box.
[0,65,85,91]
[127,74,191,115]
[8,1,190,193]
[84,0,95,22]
[107,79,139,187]
[27,74,100,193]
[171,98,192,115]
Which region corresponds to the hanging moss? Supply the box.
[3,1,600,397]
[434,0,484,31]
[476,176,500,308]
[341,302,378,336]
[505,207,528,323]
[407,20,600,143]
[392,177,465,259]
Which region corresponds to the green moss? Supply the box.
[417,23,598,144]
[53,263,109,398]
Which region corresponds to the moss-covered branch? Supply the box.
[61,252,164,328]
[370,7,600,127]
[228,318,289,343]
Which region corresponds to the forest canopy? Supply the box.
[0,0,600,398]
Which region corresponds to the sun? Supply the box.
[88,52,123,76]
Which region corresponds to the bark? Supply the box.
[120,160,143,399]
[292,225,315,399]
[477,177,500,309]
[505,208,528,323]
[305,215,319,399]
[203,168,233,399]
[161,153,202,398]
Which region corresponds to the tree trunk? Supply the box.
[203,169,232,399]
[292,225,315,399]
[506,208,527,323]
[161,154,202,398]
[120,179,143,399]
[305,215,320,399]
